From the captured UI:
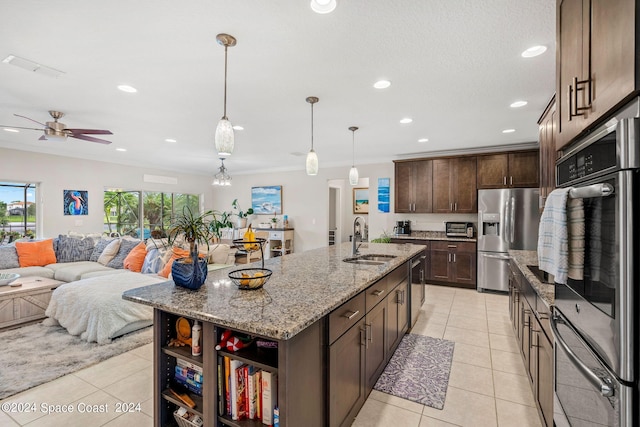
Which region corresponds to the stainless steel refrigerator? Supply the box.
[477,188,540,292]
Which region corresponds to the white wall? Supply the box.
[1,148,215,238]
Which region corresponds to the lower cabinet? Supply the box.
[329,265,409,427]
[509,261,553,427]
[428,241,476,288]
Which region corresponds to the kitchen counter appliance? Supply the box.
[445,222,474,238]
[551,98,640,427]
[477,188,540,292]
[393,220,411,236]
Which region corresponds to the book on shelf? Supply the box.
[229,359,244,420]
[236,363,248,420]
[217,356,224,416]
[174,374,203,396]
[255,370,262,420]
[247,365,258,420]
[176,357,203,373]
[261,370,278,426]
[224,356,231,416]
[175,366,203,384]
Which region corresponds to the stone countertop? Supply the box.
[123,242,426,341]
[508,250,555,307]
[390,231,477,243]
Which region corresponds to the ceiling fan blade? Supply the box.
[70,134,112,144]
[14,114,48,128]
[0,125,43,131]
[66,128,113,135]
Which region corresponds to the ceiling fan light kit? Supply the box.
[212,157,232,186]
[214,33,237,157]
[305,96,319,176]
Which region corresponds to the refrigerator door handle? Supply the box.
[503,198,510,245]
[480,253,511,260]
[509,196,516,243]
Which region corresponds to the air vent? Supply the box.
[2,55,65,78]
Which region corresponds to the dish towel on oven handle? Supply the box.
[537,188,585,284]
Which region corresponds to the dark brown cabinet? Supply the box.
[508,261,553,427]
[537,96,557,210]
[476,151,539,189]
[364,296,387,391]
[432,157,477,213]
[394,160,433,213]
[556,0,637,149]
[387,280,408,355]
[428,241,476,288]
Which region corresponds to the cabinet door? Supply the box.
[536,330,554,427]
[477,154,509,189]
[394,161,414,213]
[452,157,477,213]
[452,250,476,286]
[556,0,590,148]
[520,302,533,384]
[590,0,636,121]
[329,318,366,427]
[432,159,452,213]
[397,281,409,339]
[413,160,433,213]
[508,152,539,188]
[387,282,409,355]
[429,247,451,282]
[538,98,557,209]
[365,300,387,391]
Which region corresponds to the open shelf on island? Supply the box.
[162,388,204,418]
[162,346,204,367]
[218,415,267,427]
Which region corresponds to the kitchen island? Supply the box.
[123,241,426,427]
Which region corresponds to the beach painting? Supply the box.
[353,188,369,214]
[251,185,283,215]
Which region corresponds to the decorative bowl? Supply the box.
[0,273,20,286]
[228,268,272,290]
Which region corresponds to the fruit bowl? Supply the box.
[0,273,20,286]
[228,268,272,290]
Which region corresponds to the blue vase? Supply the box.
[172,256,208,290]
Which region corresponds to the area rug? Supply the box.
[374,334,455,410]
[0,322,152,400]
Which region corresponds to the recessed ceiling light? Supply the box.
[521,45,547,58]
[502,129,516,134]
[418,138,429,143]
[232,125,244,131]
[400,118,413,124]
[310,0,336,14]
[3,128,19,133]
[510,100,528,108]
[116,148,127,152]
[117,84,137,93]
[165,138,177,143]
[373,80,391,89]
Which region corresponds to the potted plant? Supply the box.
[210,210,233,241]
[166,206,214,290]
[270,213,279,229]
[231,199,254,228]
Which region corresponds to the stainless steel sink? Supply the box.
[343,254,397,265]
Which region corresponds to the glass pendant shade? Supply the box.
[349,166,359,185]
[212,158,232,186]
[215,118,234,156]
[306,148,318,175]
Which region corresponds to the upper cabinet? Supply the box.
[476,150,539,189]
[394,160,432,213]
[432,157,477,213]
[556,0,637,149]
[538,96,557,210]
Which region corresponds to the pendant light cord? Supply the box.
[351,129,355,167]
[310,102,314,150]
[223,46,228,119]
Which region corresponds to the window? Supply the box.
[0,182,37,241]
[104,190,199,238]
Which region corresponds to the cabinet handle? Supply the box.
[503,176,507,186]
[510,176,513,186]
[448,253,451,263]
[420,268,424,284]
[343,310,360,320]
[567,83,574,121]
[569,76,592,119]
[453,253,456,263]
[454,202,457,211]
[402,289,406,305]
[360,327,366,346]
[447,244,457,248]
[366,323,372,347]
[449,202,453,211]
[372,289,385,297]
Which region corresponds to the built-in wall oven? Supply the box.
[552,98,640,426]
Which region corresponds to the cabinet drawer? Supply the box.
[329,291,365,344]
[431,241,476,253]
[269,231,283,240]
[365,279,389,310]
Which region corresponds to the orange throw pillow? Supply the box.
[159,247,191,278]
[15,239,57,267]
[123,242,147,272]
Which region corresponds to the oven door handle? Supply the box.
[550,310,615,397]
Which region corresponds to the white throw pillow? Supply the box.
[97,239,121,266]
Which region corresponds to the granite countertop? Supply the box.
[508,250,555,307]
[123,242,426,341]
[391,230,477,243]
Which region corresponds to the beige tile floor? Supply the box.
[1,284,543,427]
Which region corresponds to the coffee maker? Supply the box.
[393,220,411,235]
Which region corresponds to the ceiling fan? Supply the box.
[1,110,113,144]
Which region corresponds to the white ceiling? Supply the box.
[0,0,556,177]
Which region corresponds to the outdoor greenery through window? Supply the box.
[104,190,199,238]
[0,182,37,242]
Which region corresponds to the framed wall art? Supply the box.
[251,185,283,215]
[63,190,88,215]
[353,187,369,214]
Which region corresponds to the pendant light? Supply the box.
[305,96,319,175]
[348,126,359,186]
[214,33,237,157]
[212,158,232,186]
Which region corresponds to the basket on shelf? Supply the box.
[229,237,272,290]
[173,409,202,427]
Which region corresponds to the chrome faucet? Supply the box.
[352,216,365,256]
